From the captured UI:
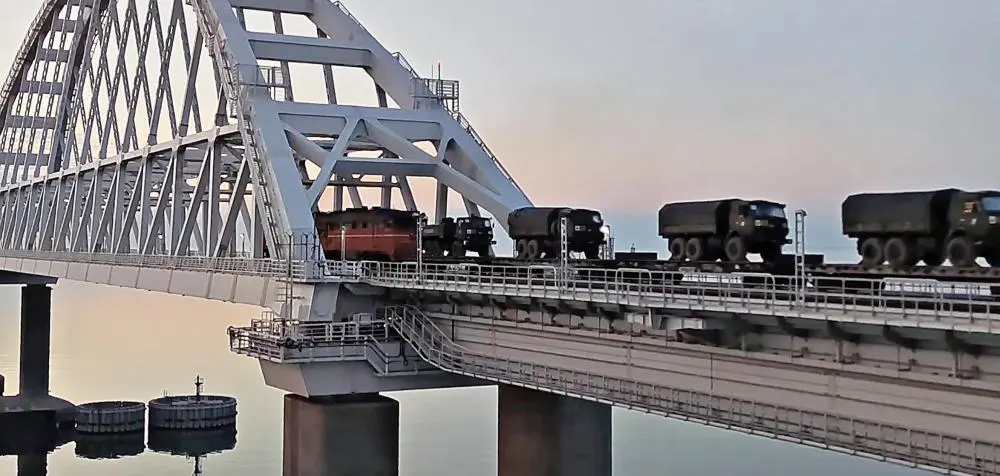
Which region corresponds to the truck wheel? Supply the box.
[515,239,527,260]
[668,238,686,261]
[685,238,704,262]
[724,236,747,262]
[883,238,914,267]
[859,238,883,268]
[450,242,466,258]
[525,239,540,260]
[946,236,975,267]
[584,246,600,260]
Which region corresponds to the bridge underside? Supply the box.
[0,255,279,306]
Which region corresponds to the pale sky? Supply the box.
[0,0,996,253]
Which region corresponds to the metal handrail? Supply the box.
[380,304,998,475]
[228,315,430,374]
[360,261,1000,330]
[0,245,997,325]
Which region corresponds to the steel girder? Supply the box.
[0,0,532,260]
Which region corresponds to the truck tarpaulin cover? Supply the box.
[658,200,735,236]
[841,189,959,235]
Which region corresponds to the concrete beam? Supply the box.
[0,271,56,285]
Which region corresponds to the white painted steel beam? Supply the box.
[0,0,532,269]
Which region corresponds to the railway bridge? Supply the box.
[0,0,995,475]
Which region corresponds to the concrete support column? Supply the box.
[17,454,47,476]
[19,284,51,398]
[498,384,612,476]
[283,393,399,476]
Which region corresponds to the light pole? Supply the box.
[416,212,427,280]
[559,215,568,287]
[340,224,347,262]
[793,209,807,304]
[601,224,614,260]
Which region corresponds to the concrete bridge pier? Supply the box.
[498,385,612,476]
[20,284,52,399]
[0,282,75,433]
[17,453,46,476]
[283,393,399,476]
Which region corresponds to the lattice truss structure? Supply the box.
[0,0,531,259]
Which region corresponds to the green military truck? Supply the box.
[657,199,790,263]
[423,216,495,257]
[841,188,1000,267]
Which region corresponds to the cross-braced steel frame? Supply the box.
[0,0,532,262]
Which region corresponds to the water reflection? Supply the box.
[147,427,237,457]
[0,420,72,457]
[0,418,72,476]
[0,417,237,475]
[74,432,144,459]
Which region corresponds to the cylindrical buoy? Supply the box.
[75,401,147,434]
[147,395,238,430]
[147,376,237,430]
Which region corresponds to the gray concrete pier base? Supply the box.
[283,393,399,476]
[0,284,75,430]
[498,384,612,476]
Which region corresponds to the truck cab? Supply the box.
[740,200,790,241]
[453,216,495,256]
[948,191,1000,265]
[724,200,790,261]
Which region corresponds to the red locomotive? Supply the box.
[261,206,494,261]
[315,207,420,261]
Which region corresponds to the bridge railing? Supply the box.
[379,304,998,475]
[0,248,306,277]
[356,261,1000,329]
[227,314,434,374]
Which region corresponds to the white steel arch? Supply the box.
[0,0,532,261]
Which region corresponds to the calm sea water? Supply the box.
[0,281,929,475]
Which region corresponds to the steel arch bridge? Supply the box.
[0,0,531,263]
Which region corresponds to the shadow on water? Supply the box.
[0,415,238,474]
[0,417,73,476]
[0,392,419,475]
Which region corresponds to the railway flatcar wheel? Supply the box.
[760,244,781,263]
[724,236,747,262]
[668,238,686,261]
[946,236,975,267]
[515,239,527,259]
[685,238,704,262]
[883,238,914,267]
[986,253,1000,267]
[525,239,540,260]
[859,238,883,268]
[922,252,944,267]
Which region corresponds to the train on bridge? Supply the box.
[279,187,1000,285]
